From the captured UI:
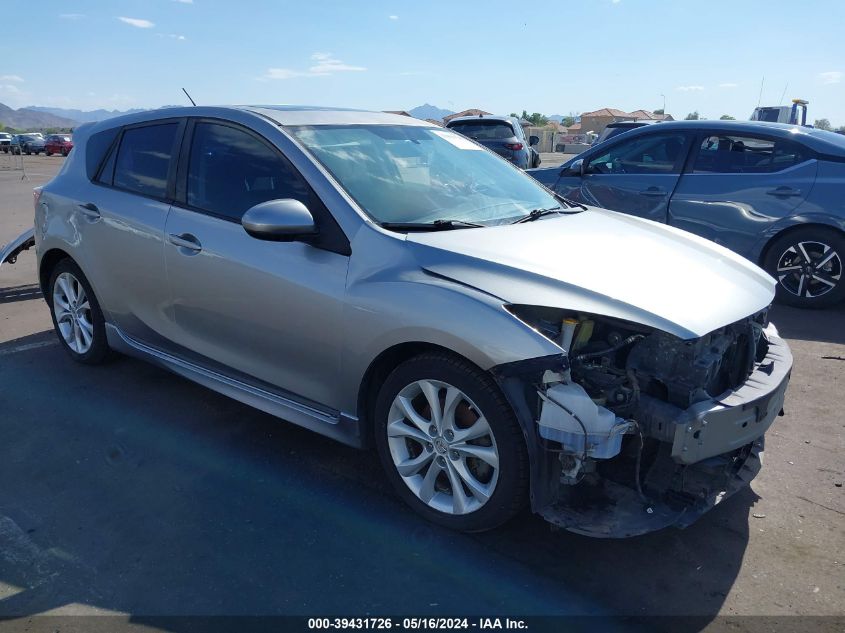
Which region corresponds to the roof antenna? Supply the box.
[182,87,197,106]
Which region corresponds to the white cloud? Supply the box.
[157,33,187,40]
[0,84,22,94]
[389,15,399,20]
[818,71,842,84]
[0,75,24,82]
[676,85,705,92]
[309,52,366,74]
[718,82,738,88]
[261,52,366,80]
[117,17,155,29]
[59,13,85,20]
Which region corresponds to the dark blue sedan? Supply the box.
[530,120,845,308]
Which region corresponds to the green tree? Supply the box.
[561,115,576,127]
[719,114,736,120]
[685,111,701,120]
[814,118,832,131]
[654,108,664,115]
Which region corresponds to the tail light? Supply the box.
[504,142,523,151]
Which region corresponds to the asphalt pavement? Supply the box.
[0,155,842,630]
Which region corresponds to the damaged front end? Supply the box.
[492,306,792,538]
[0,228,35,269]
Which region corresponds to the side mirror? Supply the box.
[241,199,317,241]
[529,135,540,147]
[561,158,585,177]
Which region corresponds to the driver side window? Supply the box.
[586,133,688,175]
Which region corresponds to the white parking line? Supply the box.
[0,339,57,356]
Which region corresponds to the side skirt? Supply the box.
[105,323,363,448]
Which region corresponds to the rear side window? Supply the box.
[186,122,309,221]
[693,135,809,174]
[113,123,179,198]
[448,120,516,141]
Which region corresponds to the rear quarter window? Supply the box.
[86,127,121,181]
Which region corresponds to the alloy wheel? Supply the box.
[386,379,499,515]
[775,240,842,299]
[52,272,94,354]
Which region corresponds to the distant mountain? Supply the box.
[26,106,146,123]
[0,103,78,130]
[409,103,454,121]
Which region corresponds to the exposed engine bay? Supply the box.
[498,305,789,537]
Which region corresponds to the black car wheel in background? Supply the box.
[763,227,845,309]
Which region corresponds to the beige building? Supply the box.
[577,108,674,137]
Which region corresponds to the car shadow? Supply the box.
[0,283,42,305]
[0,339,752,631]
[769,301,845,346]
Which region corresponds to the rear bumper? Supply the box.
[0,228,36,269]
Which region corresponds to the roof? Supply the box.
[580,108,632,118]
[79,105,433,133]
[442,109,492,123]
[628,109,673,121]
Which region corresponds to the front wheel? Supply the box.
[763,227,845,308]
[48,259,111,364]
[374,352,528,532]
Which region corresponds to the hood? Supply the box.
[406,208,775,339]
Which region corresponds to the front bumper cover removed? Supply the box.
[495,328,792,538]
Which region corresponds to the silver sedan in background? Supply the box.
[29,106,792,537]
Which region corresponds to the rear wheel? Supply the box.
[763,227,845,308]
[48,259,111,364]
[374,352,528,532]
[46,151,52,156]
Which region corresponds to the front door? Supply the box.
[164,120,349,409]
[555,131,693,223]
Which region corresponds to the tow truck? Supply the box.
[750,98,809,125]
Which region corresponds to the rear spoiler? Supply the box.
[0,228,35,268]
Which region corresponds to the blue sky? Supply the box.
[3,0,844,125]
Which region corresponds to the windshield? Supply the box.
[289,124,558,226]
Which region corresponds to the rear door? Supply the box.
[76,119,184,347]
[554,130,693,223]
[163,119,349,407]
[668,131,817,257]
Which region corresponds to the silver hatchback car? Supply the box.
[31,106,792,537]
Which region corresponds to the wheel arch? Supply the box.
[39,247,74,297]
[357,342,483,447]
[758,221,845,268]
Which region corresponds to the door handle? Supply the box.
[168,233,202,253]
[639,187,667,197]
[766,187,802,197]
[78,202,101,221]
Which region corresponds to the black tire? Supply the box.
[61,149,68,156]
[374,352,528,532]
[763,227,845,309]
[47,259,111,364]
[46,151,52,156]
